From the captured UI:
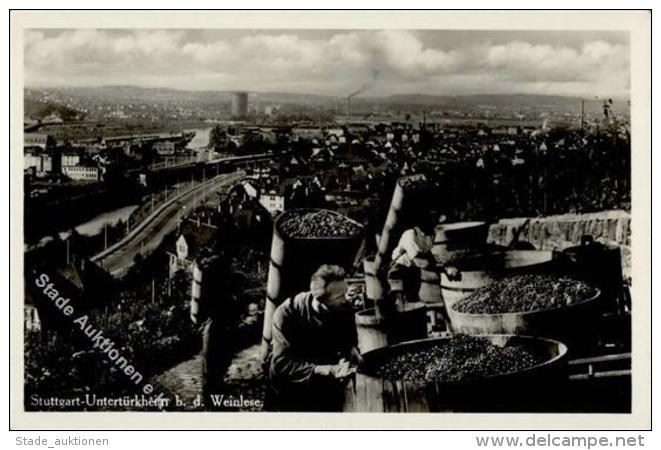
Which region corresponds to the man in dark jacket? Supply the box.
[268,265,361,411]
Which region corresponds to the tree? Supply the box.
[208,126,228,152]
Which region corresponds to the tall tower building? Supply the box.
[230,92,249,118]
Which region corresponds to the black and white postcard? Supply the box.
[9,9,651,430]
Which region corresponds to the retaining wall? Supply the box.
[487,210,631,280]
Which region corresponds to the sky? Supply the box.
[23,29,630,98]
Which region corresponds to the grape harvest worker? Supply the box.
[388,210,441,302]
[267,265,362,411]
[386,210,457,325]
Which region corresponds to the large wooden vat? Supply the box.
[191,254,228,325]
[448,289,601,355]
[561,236,626,315]
[261,209,365,363]
[373,174,432,270]
[431,220,489,261]
[344,335,568,412]
[363,256,384,309]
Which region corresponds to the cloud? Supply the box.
[482,40,628,83]
[23,29,630,97]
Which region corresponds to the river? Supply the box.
[29,127,211,251]
[32,204,139,249]
[185,127,212,149]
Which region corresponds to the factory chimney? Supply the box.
[346,84,366,124]
[345,70,379,124]
[346,97,352,123]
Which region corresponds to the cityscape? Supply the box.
[22,28,633,414]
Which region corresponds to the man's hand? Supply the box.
[444,265,461,281]
[333,359,356,380]
[314,359,356,380]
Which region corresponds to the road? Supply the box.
[93,170,243,276]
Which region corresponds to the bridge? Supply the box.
[137,152,276,180]
[146,152,276,172]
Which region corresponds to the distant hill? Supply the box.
[24,86,629,114]
[27,86,233,105]
[24,99,86,121]
[377,93,629,113]
[385,93,587,106]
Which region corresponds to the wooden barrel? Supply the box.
[418,265,442,304]
[356,303,428,353]
[561,235,626,315]
[191,255,226,326]
[441,250,556,312]
[448,289,601,355]
[363,256,384,308]
[373,174,429,270]
[431,221,489,261]
[416,264,446,333]
[261,209,365,364]
[191,261,203,325]
[344,335,568,412]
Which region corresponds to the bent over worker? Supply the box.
[386,210,457,328]
[267,264,362,411]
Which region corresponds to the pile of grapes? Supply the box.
[453,275,598,315]
[279,210,362,238]
[398,174,428,191]
[376,335,541,384]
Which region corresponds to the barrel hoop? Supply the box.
[440,285,476,293]
[269,257,282,270]
[433,240,449,245]
[420,269,440,282]
[266,294,279,304]
[424,302,446,310]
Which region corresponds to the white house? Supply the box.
[24,133,49,149]
[259,191,285,216]
[24,304,41,332]
[154,141,176,156]
[61,152,81,167]
[168,223,218,278]
[24,151,53,176]
[62,165,100,181]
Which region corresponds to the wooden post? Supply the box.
[544,166,549,214]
